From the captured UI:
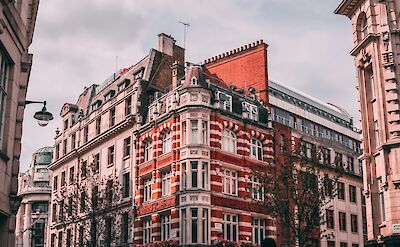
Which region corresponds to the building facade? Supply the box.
[47,34,277,246]
[15,146,52,247]
[335,1,400,246]
[269,80,365,247]
[0,1,39,246]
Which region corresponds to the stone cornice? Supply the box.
[350,34,380,56]
[335,0,362,17]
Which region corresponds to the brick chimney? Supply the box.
[158,33,175,56]
[171,60,184,90]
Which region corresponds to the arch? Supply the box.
[356,12,368,41]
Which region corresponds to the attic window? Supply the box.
[134,69,144,81]
[118,79,131,91]
[92,100,102,111]
[191,76,198,86]
[105,90,115,101]
[217,91,232,111]
[242,102,258,121]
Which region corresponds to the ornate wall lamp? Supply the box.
[25,100,54,127]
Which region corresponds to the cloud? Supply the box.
[20,0,358,170]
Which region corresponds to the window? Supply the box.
[143,219,151,244]
[349,185,357,203]
[251,176,264,201]
[190,120,198,144]
[357,12,368,41]
[242,102,258,121]
[338,182,345,200]
[84,126,89,143]
[336,152,343,167]
[105,217,112,246]
[93,153,100,173]
[55,143,60,159]
[201,161,209,190]
[322,148,331,164]
[324,175,333,196]
[379,190,385,222]
[202,121,208,144]
[92,186,98,210]
[340,243,348,247]
[162,129,172,154]
[0,53,9,145]
[223,214,238,241]
[59,200,64,222]
[352,244,359,247]
[161,214,171,241]
[144,178,152,202]
[108,145,114,166]
[61,171,66,187]
[63,139,67,155]
[118,79,130,91]
[181,209,187,243]
[218,91,232,111]
[51,233,56,247]
[71,133,76,150]
[123,173,130,198]
[162,171,171,196]
[109,107,115,127]
[78,226,84,247]
[80,191,86,212]
[69,166,75,184]
[339,212,347,231]
[327,241,335,247]
[191,208,198,243]
[52,204,57,222]
[191,161,198,188]
[326,209,334,229]
[279,134,285,152]
[81,160,87,178]
[58,231,63,247]
[96,117,101,135]
[64,119,69,130]
[181,121,187,146]
[202,208,209,244]
[106,180,113,203]
[121,213,129,243]
[223,168,238,195]
[222,129,237,153]
[351,214,358,233]
[67,196,73,216]
[250,138,263,161]
[252,218,266,245]
[181,162,187,190]
[53,176,58,191]
[348,156,354,172]
[144,140,153,162]
[32,202,48,213]
[125,96,132,116]
[124,137,131,157]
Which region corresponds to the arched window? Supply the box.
[222,129,237,153]
[162,129,172,154]
[144,140,153,162]
[250,138,263,161]
[357,12,368,41]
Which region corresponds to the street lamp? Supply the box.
[25,100,54,127]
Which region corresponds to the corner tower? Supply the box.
[335,1,400,246]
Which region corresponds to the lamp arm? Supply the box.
[25,100,46,106]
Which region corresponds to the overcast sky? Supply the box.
[20,0,357,171]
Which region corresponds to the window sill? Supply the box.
[123,155,130,161]
[378,222,386,228]
[107,163,114,168]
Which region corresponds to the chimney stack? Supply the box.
[158,33,175,56]
[171,60,184,90]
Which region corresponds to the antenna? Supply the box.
[115,56,118,80]
[179,21,190,49]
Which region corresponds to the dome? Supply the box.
[32,146,53,166]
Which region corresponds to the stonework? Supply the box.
[336,0,400,246]
[0,1,39,246]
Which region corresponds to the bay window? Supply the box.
[181,160,209,190]
[181,207,209,244]
[223,214,238,241]
[182,119,208,146]
[222,129,237,153]
[250,138,263,161]
[190,120,198,144]
[223,168,238,196]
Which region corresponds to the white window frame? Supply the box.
[190,120,199,144]
[162,130,172,154]
[222,129,237,153]
[252,218,266,245]
[250,138,263,161]
[144,140,153,162]
[223,214,238,242]
[251,176,264,201]
[143,219,152,244]
[223,168,238,196]
[217,91,232,111]
[162,172,171,196]
[161,214,171,241]
[144,179,152,202]
[181,160,209,190]
[181,207,209,245]
[242,102,258,121]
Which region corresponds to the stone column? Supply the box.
[133,218,143,245]
[170,208,179,242]
[22,203,31,247]
[151,213,161,242]
[238,213,252,242]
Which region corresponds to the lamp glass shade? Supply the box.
[34,106,54,127]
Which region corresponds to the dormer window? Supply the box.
[191,76,198,86]
[217,91,232,111]
[104,90,115,101]
[134,69,144,81]
[242,102,258,121]
[118,79,130,92]
[91,100,102,111]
